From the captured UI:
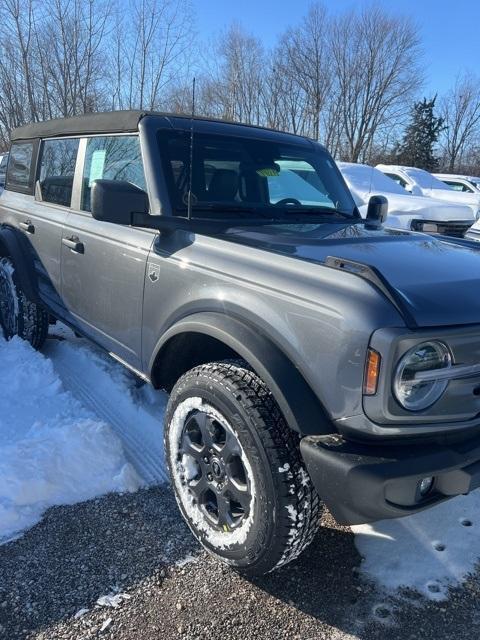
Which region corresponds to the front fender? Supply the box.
[150,311,333,436]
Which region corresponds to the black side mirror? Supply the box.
[91,179,149,224]
[365,195,388,229]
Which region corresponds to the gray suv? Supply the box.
[1,111,480,576]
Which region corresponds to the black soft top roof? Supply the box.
[11,110,149,141]
[10,110,312,146]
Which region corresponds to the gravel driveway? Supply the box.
[1,486,480,640]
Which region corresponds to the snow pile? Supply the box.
[353,490,480,600]
[0,336,141,543]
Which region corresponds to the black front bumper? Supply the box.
[300,432,480,525]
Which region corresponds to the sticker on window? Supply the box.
[89,150,106,186]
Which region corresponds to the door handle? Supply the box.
[19,220,35,234]
[62,236,84,254]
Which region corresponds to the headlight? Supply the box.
[393,341,452,411]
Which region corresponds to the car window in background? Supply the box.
[38,138,79,207]
[81,135,146,212]
[6,142,34,191]
[445,181,474,193]
[383,172,408,189]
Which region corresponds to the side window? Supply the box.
[385,172,407,189]
[6,142,35,193]
[444,180,471,192]
[38,138,80,207]
[81,136,146,212]
[446,181,465,192]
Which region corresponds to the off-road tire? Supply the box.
[0,256,48,349]
[164,360,322,575]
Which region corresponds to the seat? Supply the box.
[207,169,239,201]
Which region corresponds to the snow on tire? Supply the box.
[0,257,48,349]
[164,360,322,576]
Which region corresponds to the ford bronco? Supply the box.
[1,111,480,575]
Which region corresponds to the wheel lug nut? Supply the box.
[203,456,209,463]
[207,473,213,481]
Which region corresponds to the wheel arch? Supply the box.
[0,225,39,302]
[149,312,332,436]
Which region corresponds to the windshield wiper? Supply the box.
[176,204,274,220]
[279,206,355,220]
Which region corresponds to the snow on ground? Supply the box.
[0,335,145,543]
[1,328,480,603]
[353,491,480,601]
[43,329,169,485]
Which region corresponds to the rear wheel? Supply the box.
[164,360,322,575]
[0,257,48,349]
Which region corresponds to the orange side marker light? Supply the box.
[363,348,381,396]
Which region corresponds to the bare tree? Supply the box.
[280,3,332,140]
[209,23,266,124]
[331,6,422,161]
[109,0,194,110]
[439,73,480,172]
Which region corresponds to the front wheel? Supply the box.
[164,360,322,575]
[0,257,48,349]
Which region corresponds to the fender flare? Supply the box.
[150,312,333,436]
[0,226,39,302]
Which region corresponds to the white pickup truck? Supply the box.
[339,162,474,236]
[376,164,480,220]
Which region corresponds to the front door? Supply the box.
[61,134,155,370]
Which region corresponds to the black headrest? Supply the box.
[208,169,239,201]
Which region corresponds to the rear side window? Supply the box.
[6,142,36,193]
[81,136,146,212]
[385,172,408,189]
[447,181,472,193]
[38,138,80,207]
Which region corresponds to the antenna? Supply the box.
[187,77,196,220]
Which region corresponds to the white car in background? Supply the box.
[434,173,480,194]
[338,162,475,236]
[376,164,480,220]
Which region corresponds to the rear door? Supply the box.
[61,134,155,370]
[3,137,79,314]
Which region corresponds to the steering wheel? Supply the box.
[274,198,302,207]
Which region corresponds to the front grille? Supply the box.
[411,219,473,238]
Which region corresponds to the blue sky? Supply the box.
[191,0,480,96]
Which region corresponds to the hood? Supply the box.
[222,222,480,328]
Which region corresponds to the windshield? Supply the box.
[403,167,452,190]
[158,130,356,220]
[339,163,406,197]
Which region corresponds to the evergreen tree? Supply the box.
[397,97,444,170]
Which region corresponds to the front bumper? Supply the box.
[300,432,480,525]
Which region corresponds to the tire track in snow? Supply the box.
[45,336,169,486]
